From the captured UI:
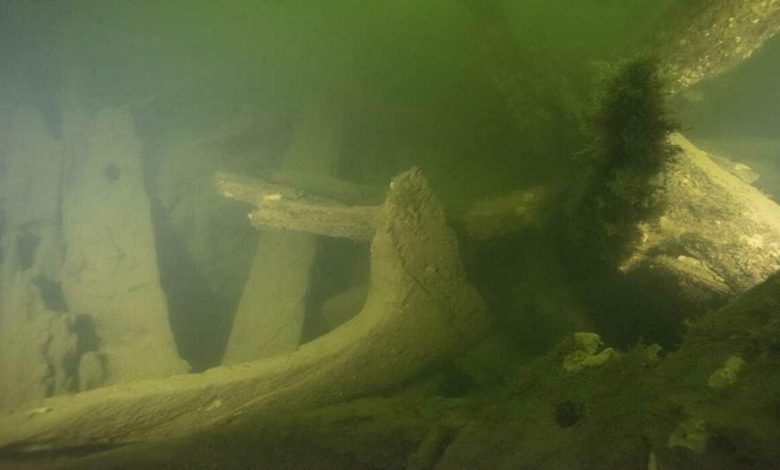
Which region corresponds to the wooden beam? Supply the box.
[653,0,780,93]
[216,171,550,241]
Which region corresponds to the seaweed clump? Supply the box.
[568,57,679,269]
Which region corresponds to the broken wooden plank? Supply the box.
[216,171,549,241]
[247,201,378,241]
[257,169,384,206]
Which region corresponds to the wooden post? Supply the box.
[222,90,346,364]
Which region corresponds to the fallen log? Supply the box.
[653,0,780,94]
[620,133,780,310]
[215,171,550,241]
[247,202,378,241]
[214,171,379,241]
[0,168,488,454]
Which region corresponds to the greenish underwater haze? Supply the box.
[1,0,679,199]
[2,0,780,468]
[1,0,686,360]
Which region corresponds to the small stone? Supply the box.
[561,332,616,372]
[642,344,664,366]
[668,417,709,454]
[554,400,584,428]
[205,399,223,411]
[707,355,745,388]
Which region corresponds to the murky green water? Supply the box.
[1,1,780,468]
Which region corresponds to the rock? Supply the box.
[668,417,710,455]
[707,355,745,388]
[559,332,616,372]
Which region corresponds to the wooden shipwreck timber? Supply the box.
[2,0,780,468]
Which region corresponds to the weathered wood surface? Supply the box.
[216,172,550,241]
[0,104,76,411]
[60,106,189,383]
[0,102,189,412]
[214,172,379,241]
[621,133,780,309]
[222,93,345,364]
[0,169,488,454]
[248,202,378,241]
[257,169,384,206]
[653,0,780,94]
